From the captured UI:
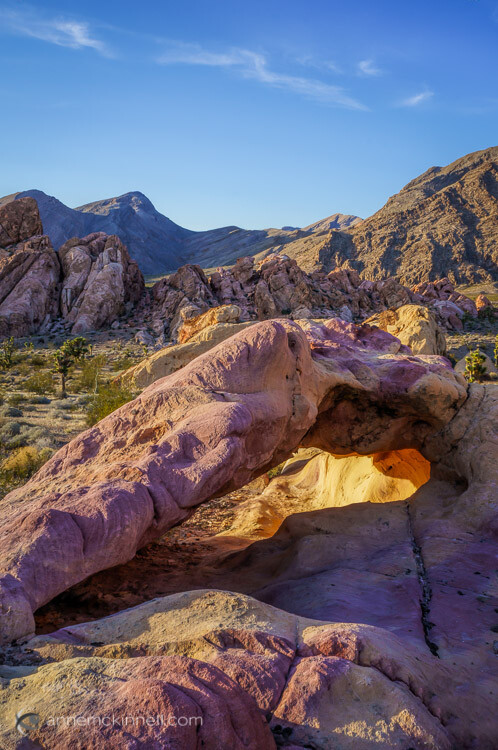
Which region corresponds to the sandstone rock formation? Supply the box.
[476,293,495,314]
[177,303,242,343]
[0,198,60,337]
[59,232,144,333]
[1,591,451,749]
[365,304,447,355]
[0,315,497,747]
[149,256,427,340]
[214,447,431,543]
[0,195,43,246]
[0,195,145,337]
[0,318,465,643]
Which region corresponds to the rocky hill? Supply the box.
[305,146,498,284]
[6,146,497,284]
[5,189,190,275]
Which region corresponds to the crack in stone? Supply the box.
[264,617,299,732]
[405,500,439,658]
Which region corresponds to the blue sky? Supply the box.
[0,0,497,230]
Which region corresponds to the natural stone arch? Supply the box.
[0,318,469,643]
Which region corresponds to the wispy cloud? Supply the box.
[0,6,111,56]
[296,54,342,75]
[399,90,434,107]
[157,43,367,110]
[357,59,382,76]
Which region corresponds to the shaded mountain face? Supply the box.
[14,190,190,275]
[5,189,361,275]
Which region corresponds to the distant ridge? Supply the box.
[6,189,360,275]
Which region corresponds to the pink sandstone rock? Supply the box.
[0,318,465,643]
[0,234,60,337]
[59,233,144,333]
[0,319,497,747]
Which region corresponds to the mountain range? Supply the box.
[3,145,497,283]
[2,189,360,276]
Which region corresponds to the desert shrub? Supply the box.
[0,423,52,451]
[28,395,51,404]
[86,382,136,426]
[50,399,78,411]
[0,446,51,481]
[268,461,286,479]
[24,370,56,395]
[29,353,47,368]
[464,348,487,383]
[111,355,139,372]
[477,307,495,323]
[7,393,26,406]
[494,335,498,368]
[0,406,22,418]
[76,354,107,392]
[0,422,22,444]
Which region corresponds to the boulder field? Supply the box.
[0,197,144,336]
[1,315,497,748]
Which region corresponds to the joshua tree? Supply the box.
[64,336,89,362]
[0,337,16,369]
[464,348,487,383]
[52,344,75,398]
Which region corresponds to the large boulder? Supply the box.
[151,264,217,338]
[0,197,61,337]
[365,304,447,355]
[0,240,60,339]
[59,233,144,333]
[0,196,42,248]
[177,303,242,343]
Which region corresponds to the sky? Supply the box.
[0,0,497,230]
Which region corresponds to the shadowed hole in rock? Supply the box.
[34,447,431,634]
